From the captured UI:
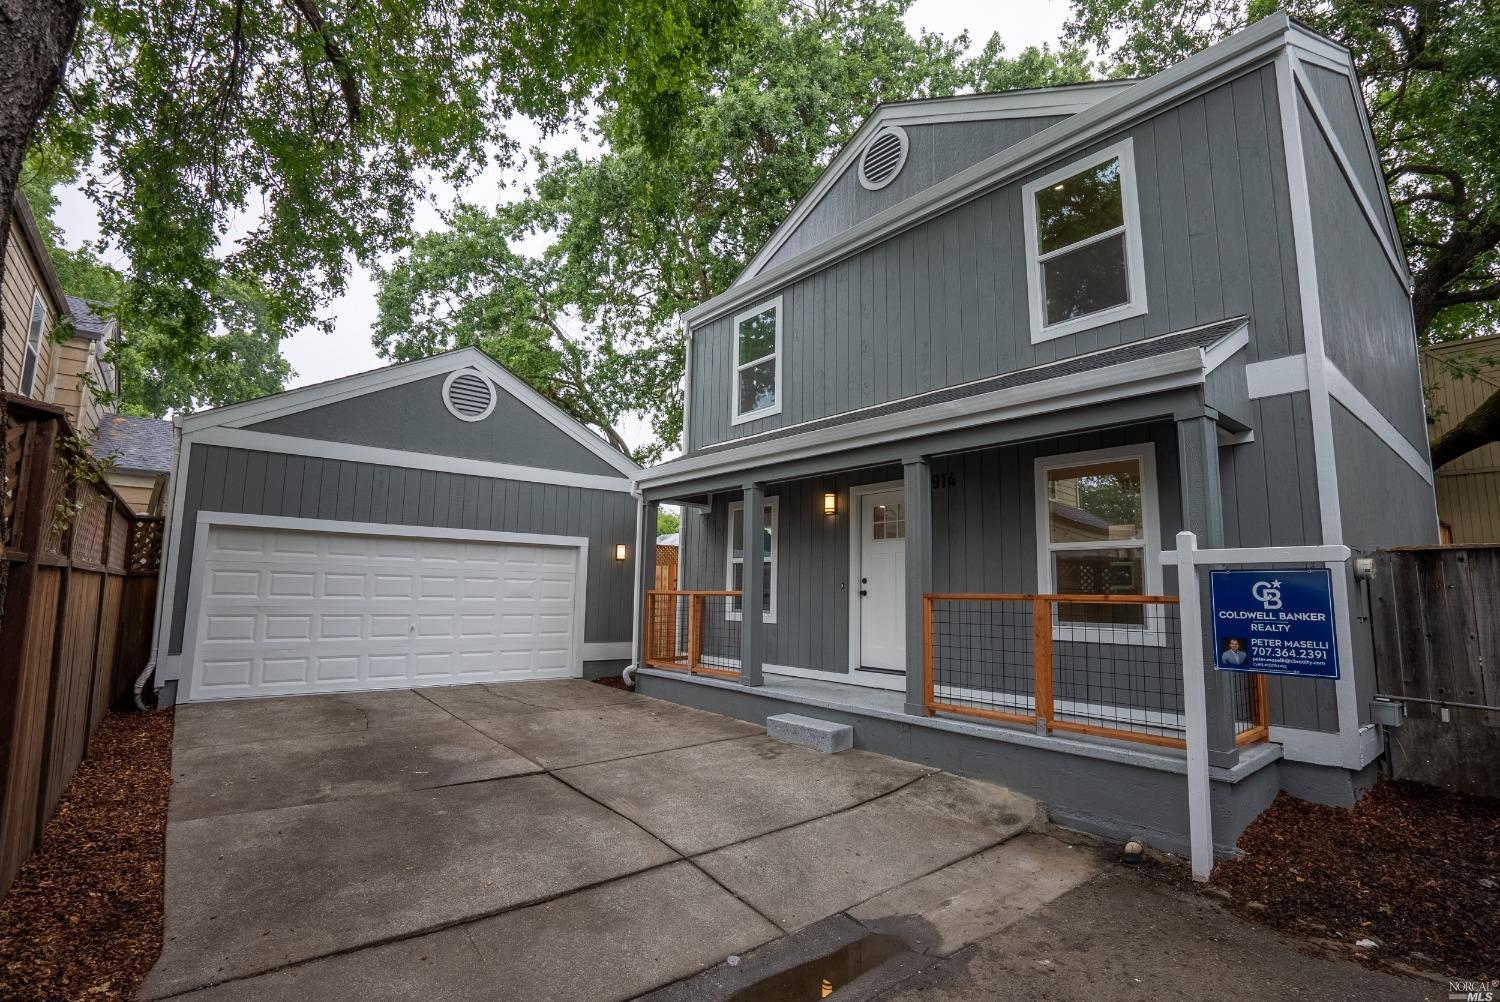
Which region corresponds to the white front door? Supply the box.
[857,489,906,676]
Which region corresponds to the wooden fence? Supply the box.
[0,395,164,896]
[1370,545,1500,797]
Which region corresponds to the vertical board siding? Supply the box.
[1300,63,1400,255]
[168,444,636,652]
[1301,94,1428,453]
[689,65,1304,452]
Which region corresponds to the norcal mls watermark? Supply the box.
[1450,981,1499,1000]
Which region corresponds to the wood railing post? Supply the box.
[689,594,703,675]
[1033,598,1054,734]
[921,595,934,716]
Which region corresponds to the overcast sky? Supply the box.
[50,0,1073,443]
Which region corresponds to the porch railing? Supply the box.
[922,593,1269,750]
[643,589,742,679]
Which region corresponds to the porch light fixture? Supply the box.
[614,543,628,561]
[822,492,837,516]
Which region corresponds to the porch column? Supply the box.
[632,498,659,671]
[1176,414,1238,767]
[902,456,933,716]
[740,482,766,687]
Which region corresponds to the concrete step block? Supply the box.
[767,713,853,754]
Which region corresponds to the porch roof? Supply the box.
[641,317,1248,500]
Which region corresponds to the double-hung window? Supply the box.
[726,497,777,622]
[1035,444,1161,643]
[732,298,781,424]
[19,291,46,396]
[1022,140,1147,343]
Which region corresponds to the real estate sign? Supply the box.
[1208,568,1339,679]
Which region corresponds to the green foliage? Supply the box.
[29,0,741,416]
[657,509,681,536]
[375,0,1095,460]
[51,434,117,538]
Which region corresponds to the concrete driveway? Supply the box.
[141,681,1091,1001]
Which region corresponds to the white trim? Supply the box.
[441,367,498,422]
[696,14,1300,324]
[725,496,779,623]
[1160,542,1351,566]
[1201,323,1249,374]
[1322,359,1434,486]
[187,426,633,493]
[178,512,590,703]
[583,642,632,661]
[180,347,639,479]
[148,420,189,680]
[765,662,901,691]
[847,480,908,689]
[681,319,693,451]
[19,290,46,397]
[1034,443,1164,646]
[1022,139,1149,344]
[1268,723,1378,768]
[1245,353,1309,398]
[735,81,1135,285]
[730,297,783,426]
[640,345,1209,491]
[858,126,909,191]
[1290,66,1410,288]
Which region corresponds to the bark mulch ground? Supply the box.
[1150,781,1498,983]
[0,709,175,1002]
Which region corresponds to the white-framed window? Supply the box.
[19,291,46,397]
[726,496,778,622]
[731,297,781,425]
[1021,139,1148,344]
[1034,443,1162,644]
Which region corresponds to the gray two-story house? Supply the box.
[628,14,1437,853]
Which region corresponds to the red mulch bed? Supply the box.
[0,709,175,1001]
[590,674,632,691]
[1195,783,1498,980]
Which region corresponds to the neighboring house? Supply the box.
[151,348,639,705]
[3,196,123,441]
[92,413,174,514]
[1421,334,1500,543]
[629,15,1437,854]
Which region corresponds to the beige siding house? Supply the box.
[1422,334,1500,543]
[3,197,67,401]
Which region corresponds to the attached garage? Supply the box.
[152,348,639,704]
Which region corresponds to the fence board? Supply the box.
[1373,545,1500,797]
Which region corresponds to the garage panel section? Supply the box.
[186,524,581,700]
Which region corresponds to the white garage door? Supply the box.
[185,523,582,701]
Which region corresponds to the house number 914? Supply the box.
[931,472,957,489]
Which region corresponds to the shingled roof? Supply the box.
[92,414,174,474]
[64,296,115,340]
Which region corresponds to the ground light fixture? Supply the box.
[614,543,628,561]
[822,492,837,516]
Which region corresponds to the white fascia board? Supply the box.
[186,426,634,494]
[180,347,640,480]
[638,346,1208,491]
[734,81,1136,287]
[691,13,1297,327]
[1201,323,1250,373]
[1245,354,1310,398]
[1323,359,1435,486]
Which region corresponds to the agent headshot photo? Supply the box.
[1220,637,1249,667]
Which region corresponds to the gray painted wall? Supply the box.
[168,443,636,653]
[1300,91,1428,453]
[762,116,1067,270]
[1300,63,1402,257]
[687,64,1304,452]
[249,373,625,478]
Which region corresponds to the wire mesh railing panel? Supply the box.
[693,595,742,678]
[644,591,691,670]
[643,590,743,678]
[1231,670,1270,745]
[926,598,1037,724]
[1046,599,1185,747]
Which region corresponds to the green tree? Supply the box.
[376,0,1092,461]
[1064,0,1500,467]
[657,509,681,537]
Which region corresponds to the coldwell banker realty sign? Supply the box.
[1208,568,1339,679]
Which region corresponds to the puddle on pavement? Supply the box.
[728,933,910,1000]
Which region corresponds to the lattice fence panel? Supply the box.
[129,518,164,575]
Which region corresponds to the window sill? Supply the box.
[731,402,783,427]
[1030,298,1148,345]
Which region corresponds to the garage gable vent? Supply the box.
[858,126,908,191]
[442,368,497,422]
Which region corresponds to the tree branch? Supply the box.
[283,0,362,126]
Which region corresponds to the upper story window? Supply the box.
[1022,140,1147,344]
[732,297,781,425]
[1035,443,1162,644]
[19,291,46,396]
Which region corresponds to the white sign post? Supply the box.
[1163,532,1351,882]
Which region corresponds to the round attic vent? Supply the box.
[442,368,497,422]
[858,127,908,191]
